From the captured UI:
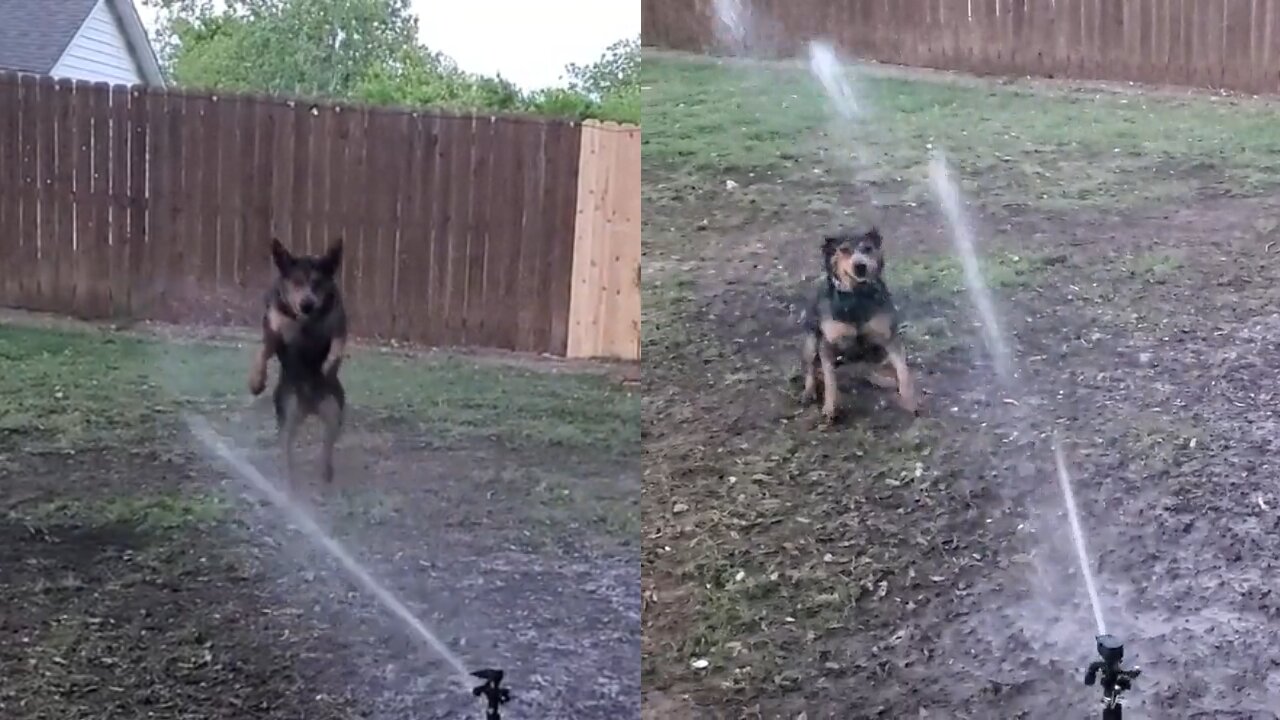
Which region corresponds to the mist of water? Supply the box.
[926,151,1014,385]
[183,413,473,686]
[712,0,751,53]
[924,152,1109,638]
[794,20,1113,645]
[808,41,863,120]
[1052,436,1108,636]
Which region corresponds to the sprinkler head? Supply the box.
[471,668,511,720]
[1096,634,1124,666]
[1083,634,1140,717]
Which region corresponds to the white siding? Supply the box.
[49,0,143,86]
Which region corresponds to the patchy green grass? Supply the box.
[0,324,638,455]
[899,315,967,359]
[655,417,950,687]
[11,493,229,532]
[1126,249,1184,281]
[515,467,640,551]
[642,269,700,356]
[891,251,1056,298]
[642,52,1280,212]
[316,462,640,553]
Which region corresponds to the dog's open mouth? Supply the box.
[853,262,868,279]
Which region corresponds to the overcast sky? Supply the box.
[134,0,638,90]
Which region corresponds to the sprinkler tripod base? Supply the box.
[471,668,511,720]
[1084,634,1140,719]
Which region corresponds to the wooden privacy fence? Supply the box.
[643,0,1280,95]
[0,73,641,360]
[569,121,640,361]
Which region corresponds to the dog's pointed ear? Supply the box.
[318,238,344,276]
[865,226,883,248]
[822,235,840,256]
[270,238,293,274]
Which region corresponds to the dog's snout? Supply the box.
[853,262,868,278]
[299,298,316,315]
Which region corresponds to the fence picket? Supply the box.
[642,0,1280,93]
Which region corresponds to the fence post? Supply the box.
[566,120,641,361]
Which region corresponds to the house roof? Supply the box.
[0,0,165,86]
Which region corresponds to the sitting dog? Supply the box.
[800,227,919,422]
[248,237,348,483]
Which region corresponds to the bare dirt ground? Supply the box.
[643,51,1280,719]
[0,326,639,719]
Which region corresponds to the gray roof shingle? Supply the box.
[0,0,103,73]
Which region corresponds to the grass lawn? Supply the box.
[0,321,642,719]
[0,322,639,456]
[640,49,1280,715]
[642,51,1280,214]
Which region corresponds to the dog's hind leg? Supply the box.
[860,361,900,390]
[317,389,344,484]
[315,378,345,484]
[800,333,820,405]
[275,385,303,485]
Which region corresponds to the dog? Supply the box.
[248,237,348,483]
[799,226,919,422]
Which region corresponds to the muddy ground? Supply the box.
[0,329,639,720]
[642,55,1280,718]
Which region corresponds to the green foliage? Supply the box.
[144,0,640,124]
[565,38,640,99]
[557,38,641,124]
[350,47,527,113]
[151,0,420,97]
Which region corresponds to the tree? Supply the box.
[144,0,640,123]
[563,38,640,100]
[352,47,527,113]
[559,38,640,124]
[147,0,421,97]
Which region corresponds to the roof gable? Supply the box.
[0,0,101,74]
[0,0,164,86]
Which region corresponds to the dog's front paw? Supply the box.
[821,403,839,425]
[800,385,818,405]
[896,391,921,416]
[321,357,342,378]
[248,368,266,396]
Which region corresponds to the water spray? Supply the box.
[182,414,518,719]
[1084,634,1140,719]
[922,148,1145,716]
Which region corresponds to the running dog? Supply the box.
[800,227,919,422]
[248,237,348,483]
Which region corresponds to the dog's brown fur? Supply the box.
[249,237,348,483]
[800,227,919,422]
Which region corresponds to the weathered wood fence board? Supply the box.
[0,73,638,358]
[642,0,1280,94]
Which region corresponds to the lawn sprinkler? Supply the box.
[471,668,511,720]
[1083,634,1140,719]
